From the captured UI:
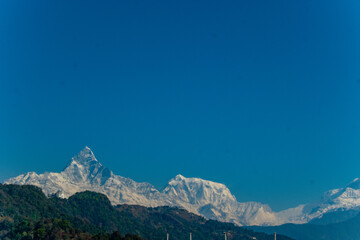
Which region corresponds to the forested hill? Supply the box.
[0,184,292,240]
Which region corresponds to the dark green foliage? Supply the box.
[110,231,124,240]
[0,184,60,221]
[0,184,292,240]
[3,218,144,240]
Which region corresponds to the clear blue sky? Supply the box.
[1,0,360,211]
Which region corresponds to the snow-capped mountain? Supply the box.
[5,147,277,226]
[163,174,277,226]
[5,147,360,226]
[6,147,167,207]
[299,178,360,223]
[269,178,360,226]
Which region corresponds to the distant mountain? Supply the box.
[162,174,277,226]
[0,184,293,240]
[6,147,165,207]
[5,146,360,227]
[248,212,360,240]
[273,178,360,226]
[5,147,277,226]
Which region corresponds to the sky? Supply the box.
[1,0,360,211]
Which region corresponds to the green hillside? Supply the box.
[0,184,291,240]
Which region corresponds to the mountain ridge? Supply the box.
[0,183,293,240]
[5,146,360,227]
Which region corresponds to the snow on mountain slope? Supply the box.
[5,147,168,207]
[164,174,237,205]
[301,178,360,221]
[5,147,360,226]
[5,147,277,226]
[272,178,360,225]
[162,174,277,226]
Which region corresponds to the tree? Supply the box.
[111,230,123,240]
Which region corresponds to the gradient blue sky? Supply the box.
[1,0,360,210]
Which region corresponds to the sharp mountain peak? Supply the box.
[6,147,360,227]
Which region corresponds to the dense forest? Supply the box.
[0,184,292,240]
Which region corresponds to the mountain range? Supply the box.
[0,184,292,240]
[5,146,360,227]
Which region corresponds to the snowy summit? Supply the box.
[6,147,360,226]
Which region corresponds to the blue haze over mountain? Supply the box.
[1,0,360,211]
